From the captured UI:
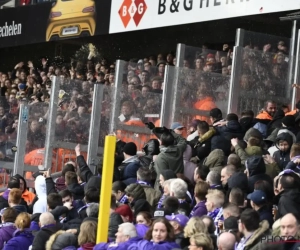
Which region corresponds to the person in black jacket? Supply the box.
[215,113,244,141]
[245,155,273,193]
[65,171,84,200]
[247,190,273,228]
[273,132,293,171]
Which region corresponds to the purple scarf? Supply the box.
[119,194,128,204]
[157,195,165,209]
[207,207,221,220]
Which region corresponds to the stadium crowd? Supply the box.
[0,40,299,250]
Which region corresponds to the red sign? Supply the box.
[119,0,147,28]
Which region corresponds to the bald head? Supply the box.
[39,212,55,227]
[280,213,299,238]
[218,232,236,250]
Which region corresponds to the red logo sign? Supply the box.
[119,0,147,28]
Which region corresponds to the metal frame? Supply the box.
[235,28,245,47]
[176,43,186,68]
[292,29,300,109]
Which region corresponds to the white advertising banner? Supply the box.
[109,0,300,33]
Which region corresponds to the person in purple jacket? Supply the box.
[0,208,17,249]
[128,218,180,250]
[94,223,141,250]
[190,181,209,218]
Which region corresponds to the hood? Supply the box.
[47,231,78,250]
[84,176,101,193]
[14,174,27,192]
[123,155,139,164]
[226,120,242,131]
[244,128,263,142]
[13,205,27,214]
[245,146,263,156]
[183,145,192,161]
[203,149,224,170]
[275,132,294,149]
[246,155,266,176]
[55,176,66,192]
[67,183,84,197]
[228,172,248,193]
[240,117,255,132]
[143,139,160,155]
[35,175,47,197]
[277,129,296,143]
[161,170,177,181]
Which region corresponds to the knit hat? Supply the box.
[123,142,137,156]
[115,205,133,222]
[282,115,295,127]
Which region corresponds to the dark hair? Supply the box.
[229,188,245,206]
[2,207,17,223]
[280,175,298,190]
[62,164,75,177]
[136,211,153,226]
[137,167,152,183]
[59,189,73,199]
[196,166,209,181]
[145,218,175,242]
[47,193,63,210]
[195,181,210,200]
[160,132,174,147]
[290,143,300,158]
[163,197,179,214]
[226,113,239,121]
[85,188,100,203]
[197,121,209,133]
[65,171,78,185]
[200,215,216,234]
[254,180,274,203]
[8,176,20,189]
[241,110,254,118]
[240,209,260,231]
[112,181,127,193]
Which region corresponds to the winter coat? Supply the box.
[202,149,225,173]
[31,224,63,250]
[119,156,141,186]
[67,183,84,200]
[77,155,94,183]
[174,232,189,249]
[33,175,47,214]
[139,184,161,208]
[45,230,78,250]
[215,120,244,141]
[94,236,142,250]
[246,156,273,193]
[257,205,273,228]
[3,229,34,250]
[154,132,187,190]
[0,223,16,249]
[128,240,180,250]
[108,213,123,241]
[277,189,300,220]
[11,205,27,215]
[227,172,248,198]
[189,128,214,161]
[273,132,293,171]
[183,145,198,184]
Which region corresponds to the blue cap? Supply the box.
[165,214,189,228]
[247,190,266,205]
[171,122,185,130]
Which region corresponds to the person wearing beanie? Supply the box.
[273,133,293,171]
[117,142,141,185]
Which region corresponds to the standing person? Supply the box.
[14,174,35,205]
[256,100,277,120]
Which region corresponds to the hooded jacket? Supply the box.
[154,131,186,190]
[94,236,142,250]
[45,230,78,250]
[273,133,293,171]
[108,213,123,242]
[128,240,180,250]
[202,149,225,173]
[0,223,16,249]
[33,175,47,214]
[246,156,273,193]
[215,120,244,141]
[67,183,84,200]
[119,156,141,186]
[11,205,27,215]
[4,229,34,250]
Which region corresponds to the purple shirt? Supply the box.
[190,200,207,218]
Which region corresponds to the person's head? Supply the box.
[209,108,223,123]
[39,212,56,227]
[221,165,236,186]
[115,222,137,243]
[8,188,22,206]
[227,154,241,169]
[124,183,146,203]
[151,77,163,89]
[276,133,293,153]
[65,171,78,186]
[162,179,176,196]
[184,217,207,238]
[265,100,277,117]
[160,132,175,147]
[123,142,137,158]
[223,203,241,219]
[136,212,152,226]
[205,189,225,212]
[254,180,274,203]
[47,193,63,211]
[78,220,97,246]
[1,207,17,223]
[85,187,100,203]
[59,189,74,204]
[197,121,209,136]
[14,175,26,193]
[171,122,185,135]
[239,209,260,234]
[145,217,175,243]
[169,178,187,199]
[137,167,152,183]
[194,166,210,183]
[290,143,300,159]
[121,101,134,117]
[217,232,236,250]
[194,181,210,202]
[206,171,221,186]
[15,213,30,231]
[189,233,214,250]
[247,190,267,210]
[200,215,216,235]
[229,188,245,207]
[165,214,189,234]
[280,213,299,239]
[112,181,127,201]
[62,163,76,177]
[86,203,99,218]
[115,205,133,223]
[7,176,20,189]
[163,196,179,214]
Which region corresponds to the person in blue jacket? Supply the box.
[4,212,34,250]
[94,222,141,250]
[128,217,180,250]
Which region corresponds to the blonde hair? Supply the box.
[190,233,214,250]
[206,189,225,208]
[184,217,207,238]
[15,212,30,231]
[78,220,97,246]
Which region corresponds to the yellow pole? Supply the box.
[97,135,116,243]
